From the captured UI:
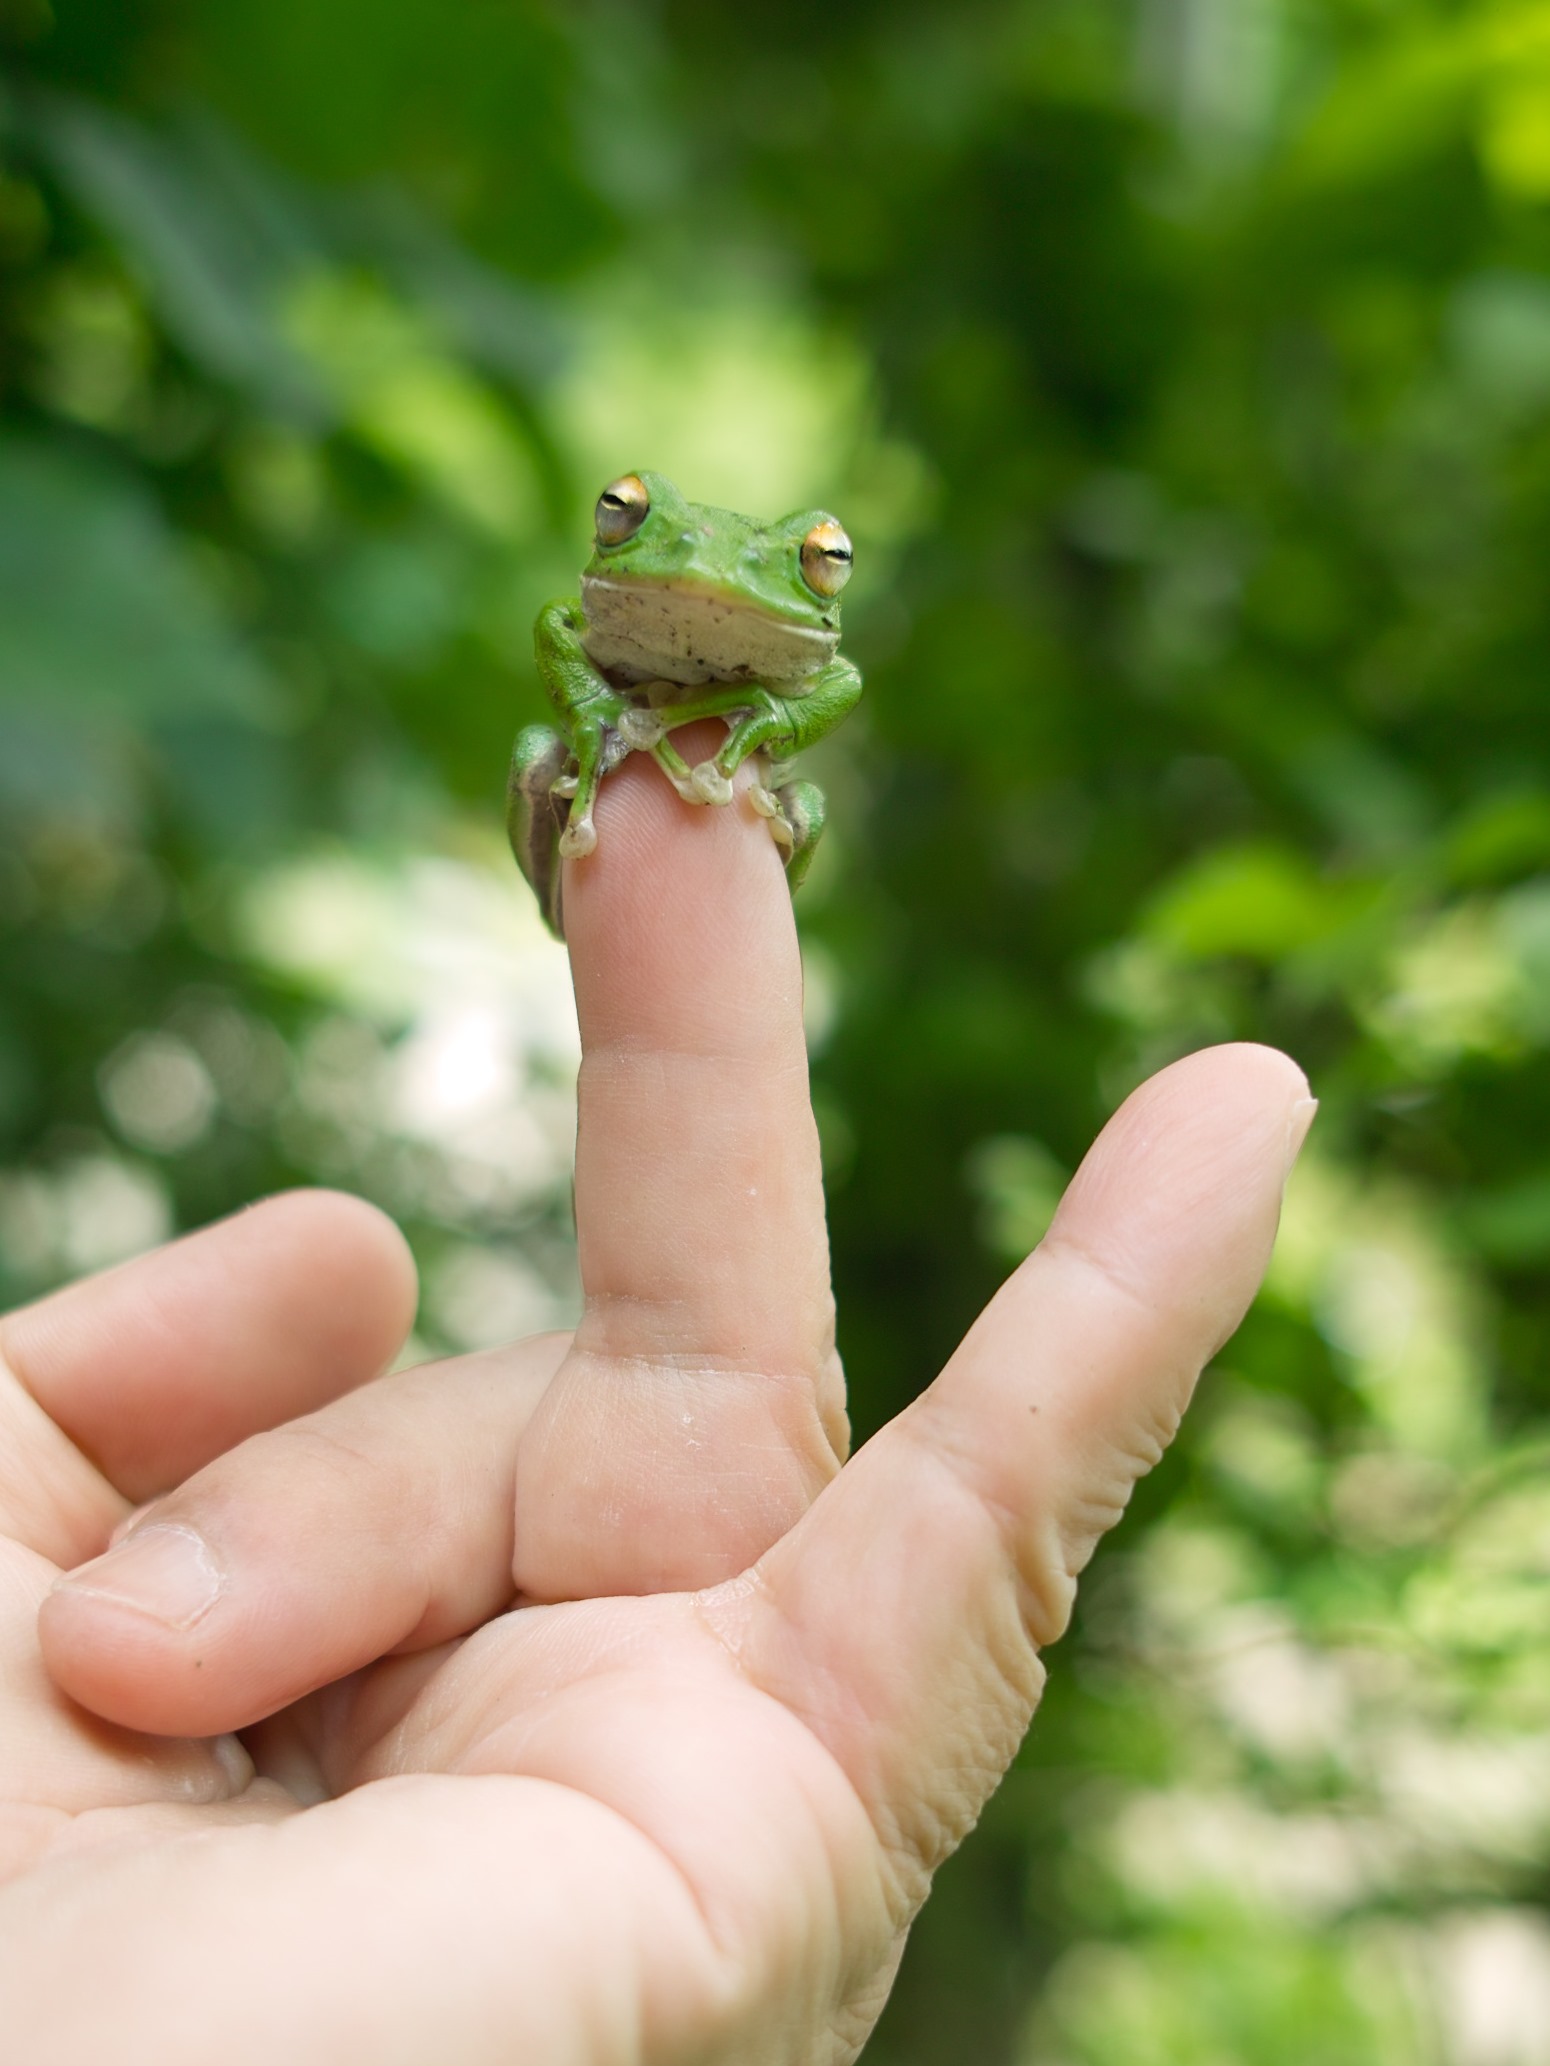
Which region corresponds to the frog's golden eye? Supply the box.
[800,519,852,599]
[595,474,650,544]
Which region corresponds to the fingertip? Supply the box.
[1112,1040,1311,1126]
[243,1190,420,1377]
[1047,1042,1314,1312]
[6,1189,421,1504]
[562,721,796,1029]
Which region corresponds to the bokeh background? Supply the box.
[6,1,1550,2057]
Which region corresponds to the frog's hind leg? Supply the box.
[752,772,827,894]
[508,724,572,938]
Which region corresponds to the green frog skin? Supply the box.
[507,471,862,936]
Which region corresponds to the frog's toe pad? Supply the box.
[749,782,780,819]
[551,772,580,799]
[559,815,597,860]
[690,762,734,806]
[617,707,664,748]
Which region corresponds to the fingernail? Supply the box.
[1283,1095,1319,1183]
[53,1523,225,1631]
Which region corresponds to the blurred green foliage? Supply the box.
[7,1,1550,2057]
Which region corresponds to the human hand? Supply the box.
[2,739,1313,2063]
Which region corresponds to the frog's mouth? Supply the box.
[580,574,839,689]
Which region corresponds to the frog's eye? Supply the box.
[595,475,650,544]
[800,519,852,599]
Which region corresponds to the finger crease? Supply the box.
[1037,1226,1164,1323]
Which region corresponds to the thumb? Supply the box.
[715,1042,1314,1898]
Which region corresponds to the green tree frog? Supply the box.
[508,471,862,936]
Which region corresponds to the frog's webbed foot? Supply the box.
[749,777,784,826]
[754,769,827,892]
[558,812,597,859]
[689,760,735,806]
[616,706,664,750]
[593,692,697,801]
[683,703,766,807]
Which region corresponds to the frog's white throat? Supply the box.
[580,575,838,688]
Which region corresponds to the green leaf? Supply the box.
[1445,789,1550,887]
[1142,845,1353,962]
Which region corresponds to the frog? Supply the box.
[507,471,862,937]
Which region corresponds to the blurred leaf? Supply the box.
[1450,268,1550,402]
[1291,0,1550,187]
[284,271,543,534]
[0,435,271,715]
[1142,844,1363,961]
[965,1133,1068,1261]
[27,93,330,418]
[1457,1170,1550,1261]
[336,192,570,390]
[1445,789,1550,886]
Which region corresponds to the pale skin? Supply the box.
[0,727,1315,2064]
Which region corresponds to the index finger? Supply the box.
[512,726,846,1603]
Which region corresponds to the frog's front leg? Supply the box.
[532,599,637,858]
[609,700,703,804]
[650,658,862,805]
[618,681,760,804]
[676,659,864,805]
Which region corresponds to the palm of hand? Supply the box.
[0,746,1309,2064]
